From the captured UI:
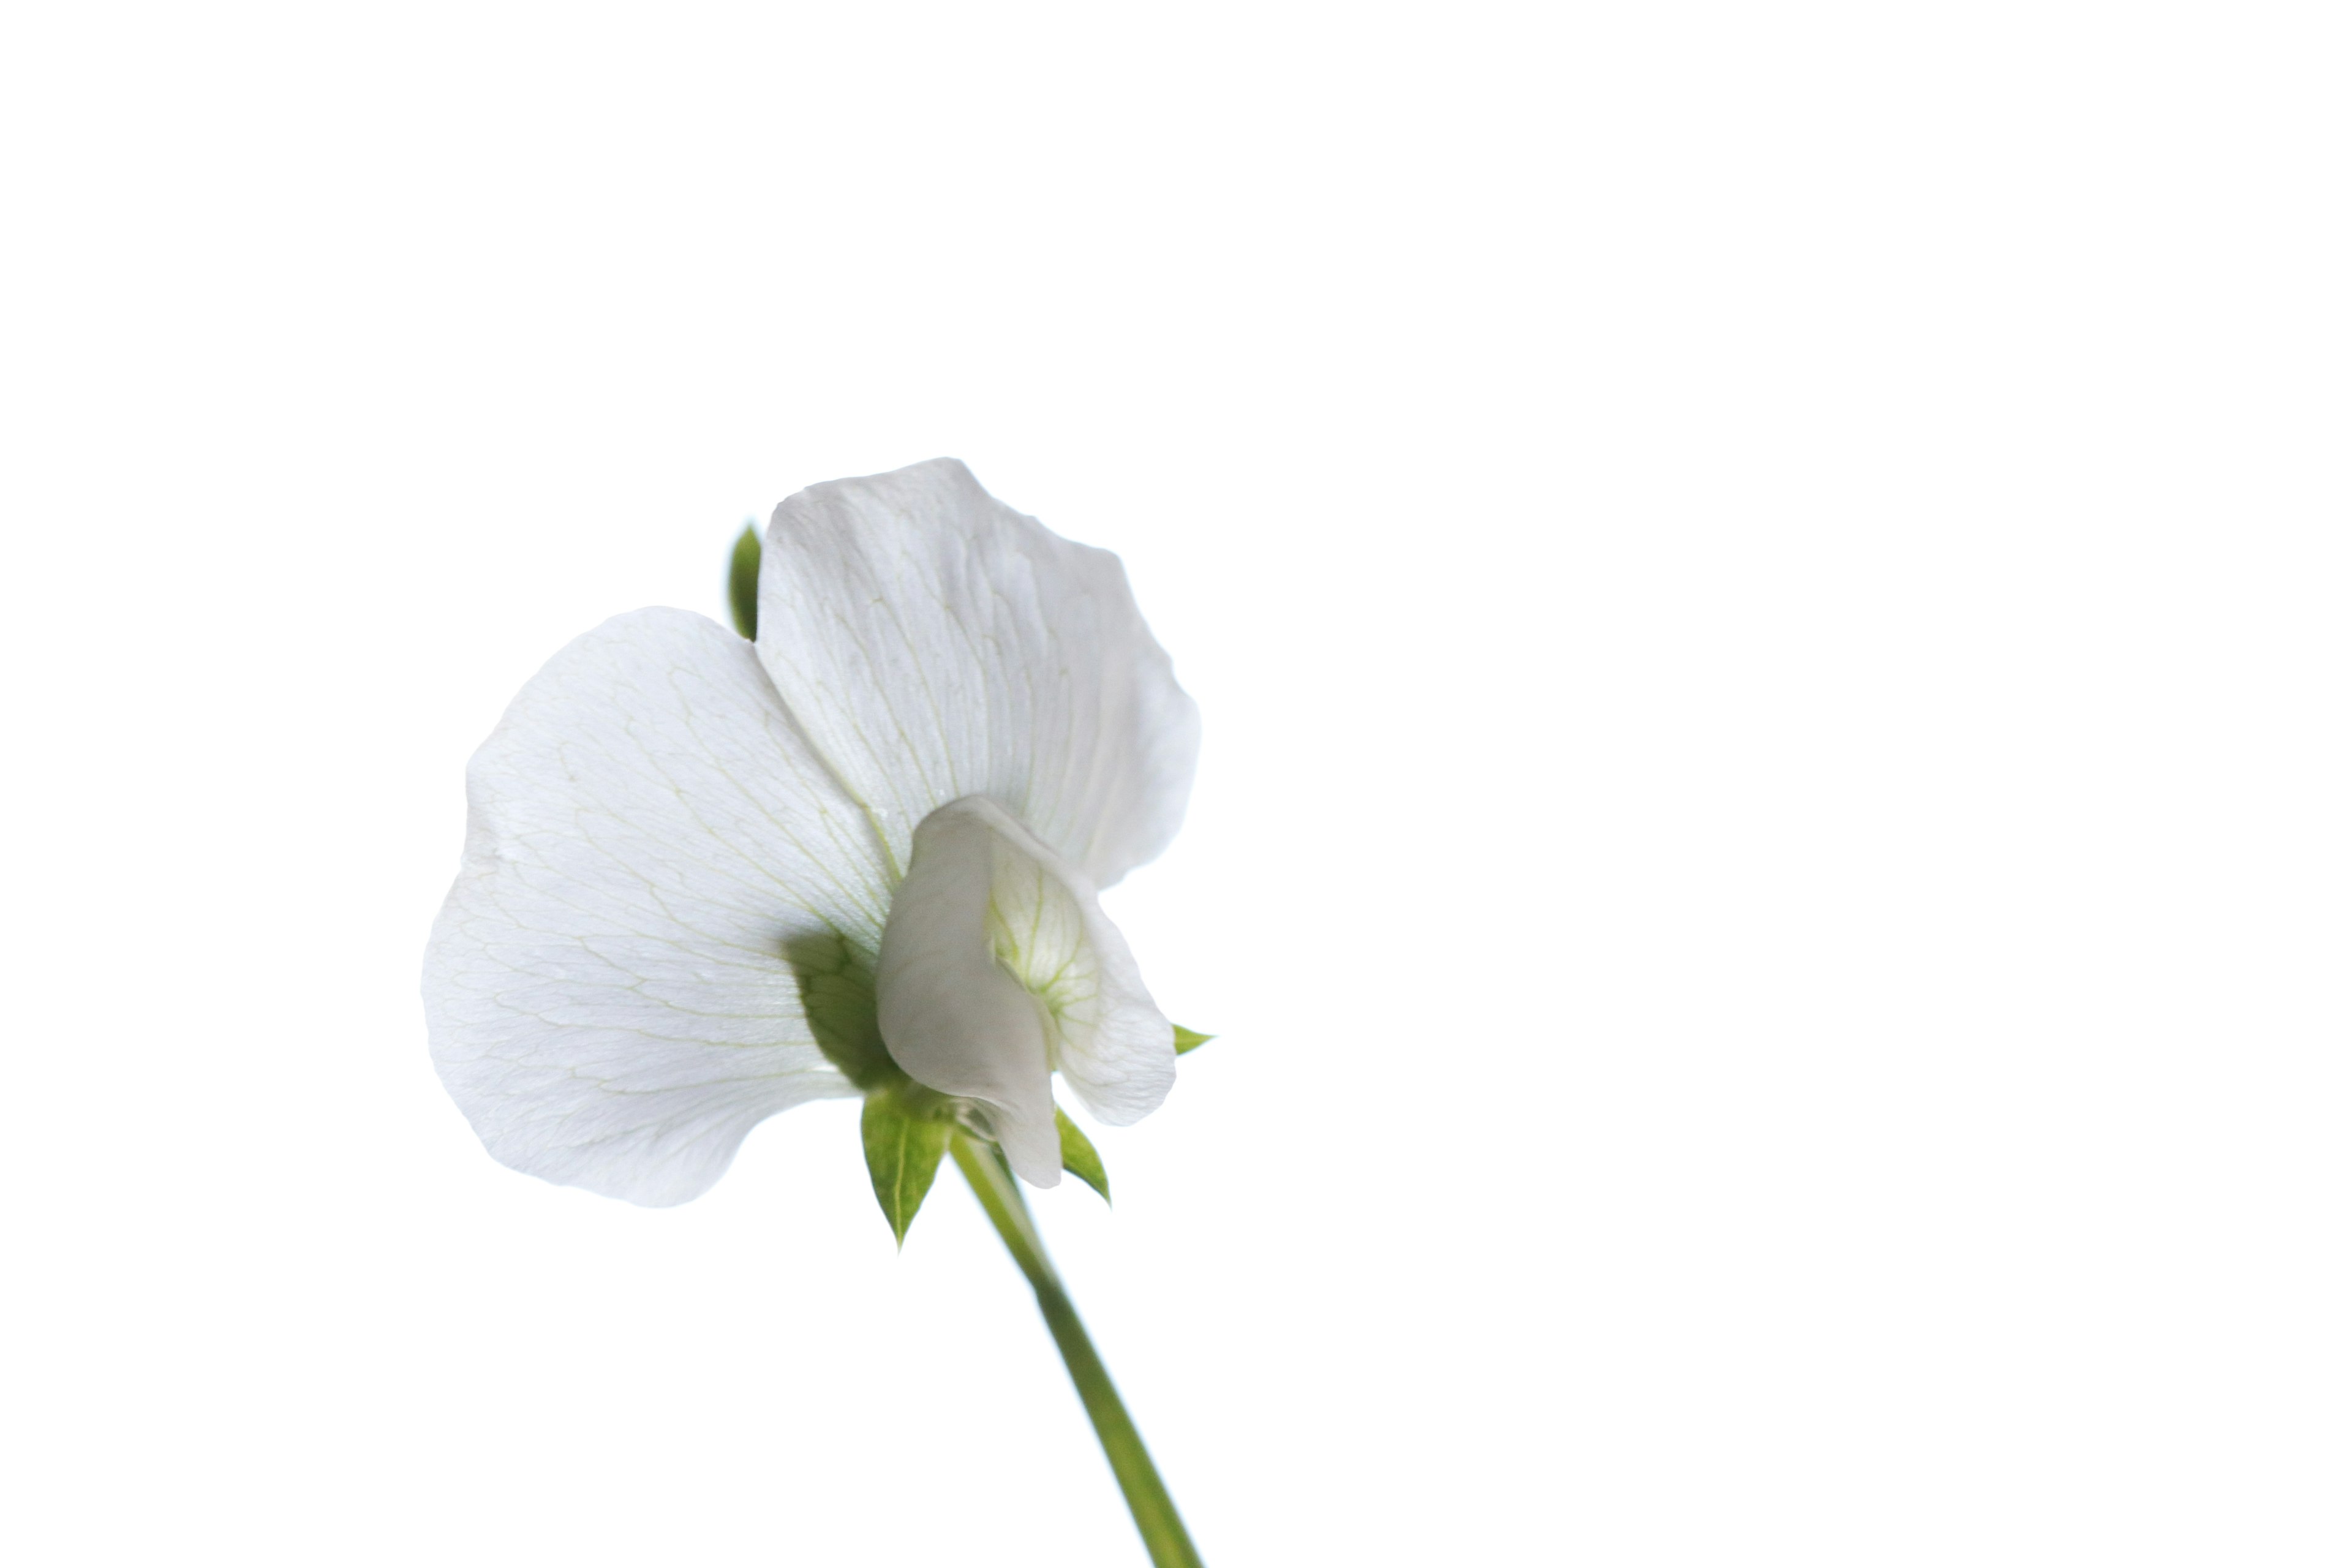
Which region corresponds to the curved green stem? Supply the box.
[951,1135,1203,1568]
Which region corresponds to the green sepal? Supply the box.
[728,522,762,640]
[1173,1025,1214,1055]
[1055,1106,1110,1204]
[862,1086,952,1247]
[785,929,900,1091]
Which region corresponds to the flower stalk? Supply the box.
[950,1136,1203,1568]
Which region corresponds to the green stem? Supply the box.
[951,1134,1204,1568]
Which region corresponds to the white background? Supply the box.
[4,4,2346,1563]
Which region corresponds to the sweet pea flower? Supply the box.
[423,458,1200,1206]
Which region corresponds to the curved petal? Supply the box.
[755,458,1200,890]
[875,797,1176,1188]
[873,800,1061,1186]
[424,609,890,1207]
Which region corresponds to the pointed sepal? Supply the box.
[728,522,762,640]
[1055,1106,1110,1204]
[1173,1025,1213,1055]
[862,1087,950,1246]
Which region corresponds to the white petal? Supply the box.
[875,797,1176,1187]
[424,609,890,1207]
[873,799,1060,1185]
[755,458,1200,890]
[978,807,1178,1130]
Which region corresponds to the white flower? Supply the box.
[423,459,1200,1205]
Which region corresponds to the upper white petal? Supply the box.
[755,458,1200,890]
[423,608,889,1207]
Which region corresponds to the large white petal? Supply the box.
[875,797,1176,1188]
[424,608,890,1207]
[755,458,1200,890]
